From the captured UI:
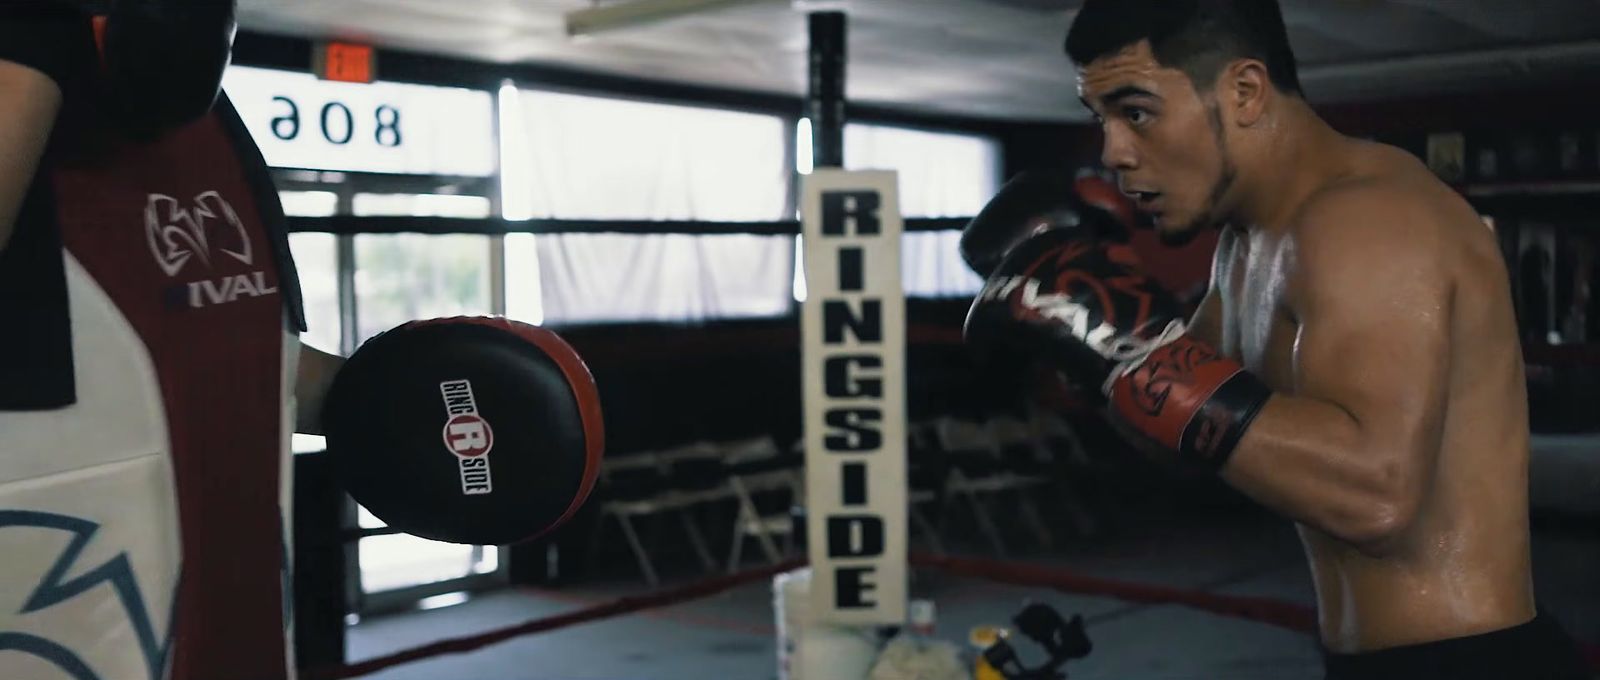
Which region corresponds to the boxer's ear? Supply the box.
[1220,58,1272,128]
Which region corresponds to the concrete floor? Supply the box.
[344,502,1600,680]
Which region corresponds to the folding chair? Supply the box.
[723,437,803,572]
[936,415,1054,557]
[590,442,730,586]
[907,419,950,555]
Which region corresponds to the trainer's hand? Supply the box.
[962,173,1271,469]
[294,343,344,435]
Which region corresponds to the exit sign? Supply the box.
[315,42,376,84]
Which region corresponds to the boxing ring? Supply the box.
[284,120,1600,680]
[285,11,1600,677]
[296,549,1600,679]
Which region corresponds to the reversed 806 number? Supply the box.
[269,96,403,148]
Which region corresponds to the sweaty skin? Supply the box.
[1081,42,1535,652]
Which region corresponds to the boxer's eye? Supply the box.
[1124,107,1153,126]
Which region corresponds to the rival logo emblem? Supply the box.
[440,380,494,495]
[186,271,278,308]
[144,192,253,277]
[0,510,173,680]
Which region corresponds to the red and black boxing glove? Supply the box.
[962,171,1270,469]
[960,170,1136,278]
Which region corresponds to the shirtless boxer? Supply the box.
[962,1,1590,678]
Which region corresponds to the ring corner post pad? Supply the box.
[322,317,604,546]
[799,168,909,635]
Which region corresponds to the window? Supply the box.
[356,507,498,594]
[506,90,787,221]
[843,124,1002,219]
[244,66,511,612]
[500,89,794,324]
[524,233,795,324]
[287,232,339,455]
[279,191,339,218]
[352,234,492,342]
[846,123,996,298]
[287,233,341,354]
[795,121,997,299]
[223,66,495,178]
[352,193,493,219]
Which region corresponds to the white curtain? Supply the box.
[534,233,794,323]
[843,123,998,298]
[502,90,793,323]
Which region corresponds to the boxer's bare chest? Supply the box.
[1215,228,1300,390]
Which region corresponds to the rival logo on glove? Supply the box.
[440,380,494,495]
[976,274,1175,369]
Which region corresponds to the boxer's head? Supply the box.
[1066,0,1301,244]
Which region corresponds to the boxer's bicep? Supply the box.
[0,59,61,253]
[1186,228,1233,347]
[1186,287,1223,347]
[1291,208,1452,506]
[1223,187,1452,551]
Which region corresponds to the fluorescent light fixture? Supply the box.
[790,0,850,11]
[417,592,471,611]
[566,0,779,37]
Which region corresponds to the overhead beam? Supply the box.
[565,0,780,37]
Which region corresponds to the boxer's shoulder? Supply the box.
[1292,176,1447,255]
[1279,171,1457,309]
[1286,148,1493,286]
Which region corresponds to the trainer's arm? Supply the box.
[1220,188,1451,557]
[0,59,62,252]
[296,343,345,435]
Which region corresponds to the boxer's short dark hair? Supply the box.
[1066,0,1303,97]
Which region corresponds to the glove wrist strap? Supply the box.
[1107,334,1271,469]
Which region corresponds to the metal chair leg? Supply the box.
[680,510,717,572]
[617,514,659,587]
[911,504,946,556]
[967,492,1008,558]
[727,505,749,573]
[1017,491,1055,550]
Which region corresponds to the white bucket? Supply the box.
[774,568,882,680]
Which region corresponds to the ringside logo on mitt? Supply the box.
[440,379,494,495]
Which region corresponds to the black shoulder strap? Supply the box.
[214,92,308,333]
[0,156,77,410]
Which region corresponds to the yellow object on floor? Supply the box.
[968,625,1008,680]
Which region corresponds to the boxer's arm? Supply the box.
[0,59,62,253]
[1220,186,1450,557]
[295,343,345,435]
[1184,233,1230,346]
[1187,288,1222,346]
